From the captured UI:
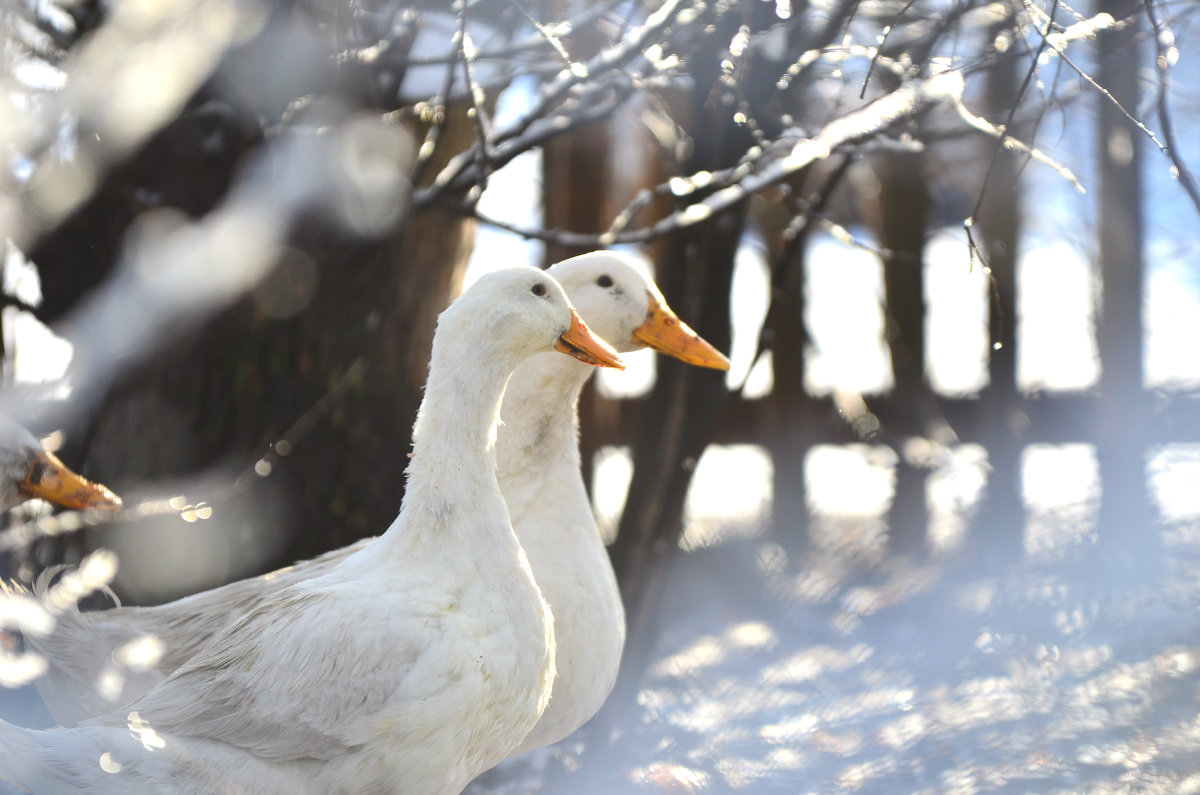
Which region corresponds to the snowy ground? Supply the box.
[1,497,1197,794]
[469,517,1200,794]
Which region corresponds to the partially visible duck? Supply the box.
[28,252,728,756]
[0,266,622,794]
[0,417,121,512]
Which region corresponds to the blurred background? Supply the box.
[2,0,1200,791]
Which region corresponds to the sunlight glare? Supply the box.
[1145,254,1200,390]
[742,350,774,398]
[727,241,771,392]
[681,445,772,550]
[806,445,894,517]
[925,230,989,395]
[592,446,632,545]
[804,234,892,395]
[1147,445,1200,523]
[1017,240,1099,392]
[1022,444,1099,557]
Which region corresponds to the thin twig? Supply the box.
[506,0,578,68]
[447,69,968,245]
[1022,3,1167,154]
[416,72,637,205]
[232,358,370,491]
[333,1,622,69]
[729,154,856,400]
[1142,0,1200,218]
[457,8,494,207]
[606,140,792,237]
[420,0,693,199]
[0,359,370,554]
[408,16,463,189]
[967,0,1061,228]
[953,95,1085,196]
[860,0,920,99]
[961,219,1008,355]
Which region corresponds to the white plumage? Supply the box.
[0,265,623,794]
[22,252,728,763]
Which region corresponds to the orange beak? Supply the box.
[633,293,730,371]
[21,449,123,510]
[554,308,625,370]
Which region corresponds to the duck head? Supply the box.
[442,266,625,373]
[548,252,730,371]
[0,417,123,512]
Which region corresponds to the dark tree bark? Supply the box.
[77,153,476,599]
[18,16,487,598]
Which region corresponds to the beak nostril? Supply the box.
[632,294,730,371]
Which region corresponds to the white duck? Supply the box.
[492,252,729,753]
[0,266,623,794]
[25,251,729,754]
[0,417,122,512]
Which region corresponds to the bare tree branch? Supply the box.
[1022,3,1168,154]
[860,0,921,99]
[331,1,622,70]
[969,0,1063,228]
[446,67,971,247]
[415,0,694,201]
[0,292,42,318]
[505,0,578,68]
[408,28,462,189]
[1142,0,1200,218]
[458,8,495,206]
[0,357,369,555]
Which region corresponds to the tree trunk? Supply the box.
[23,83,481,599]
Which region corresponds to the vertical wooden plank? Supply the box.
[1095,0,1150,548]
[974,37,1025,563]
[757,196,817,556]
[876,149,932,556]
[581,8,752,781]
[542,121,615,264]
[538,2,629,506]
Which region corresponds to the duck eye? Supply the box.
[596,275,614,288]
[531,283,546,297]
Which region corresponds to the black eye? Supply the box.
[531,283,546,297]
[597,275,614,288]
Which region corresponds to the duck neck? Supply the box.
[409,354,511,498]
[383,333,520,549]
[497,352,593,475]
